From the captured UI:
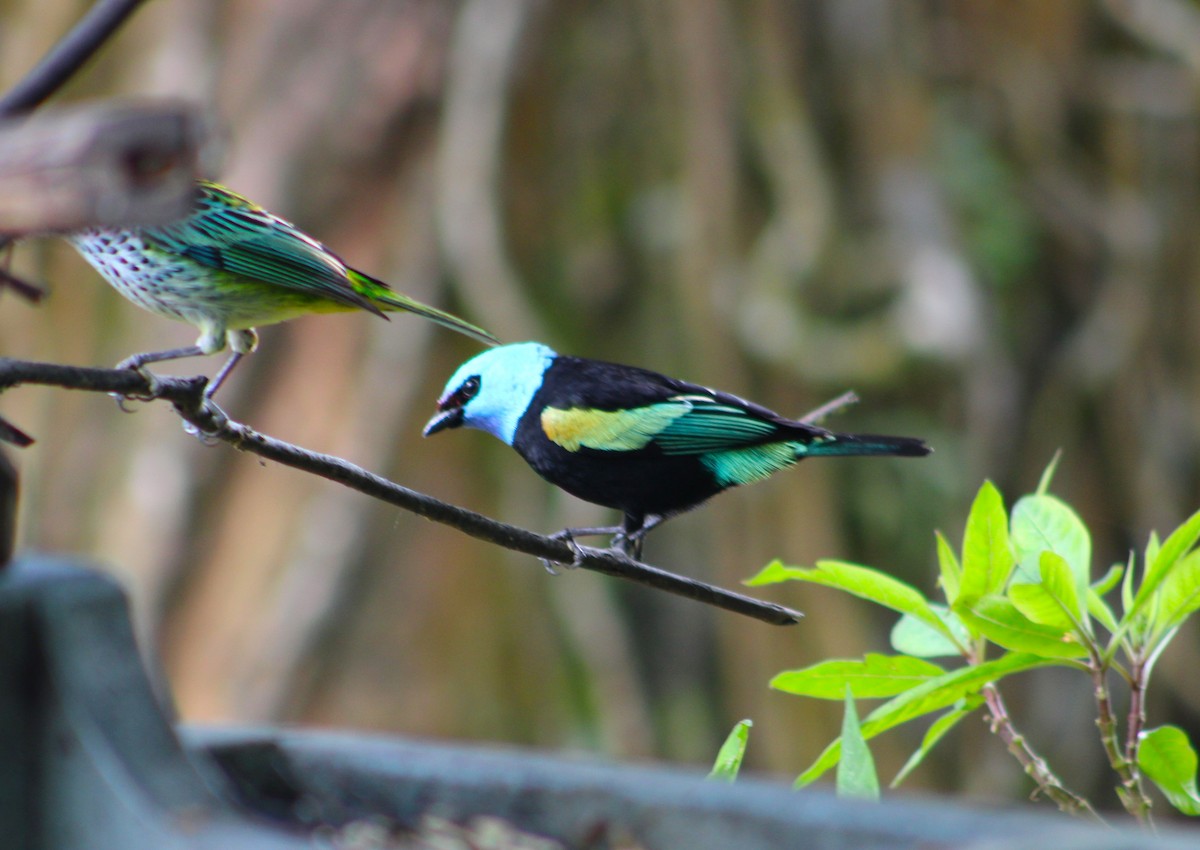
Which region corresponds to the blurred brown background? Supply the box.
[3,0,1200,810]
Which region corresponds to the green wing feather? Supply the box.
[543,395,800,455]
[142,182,497,344]
[541,403,690,452]
[141,182,383,314]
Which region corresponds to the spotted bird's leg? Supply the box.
[203,328,258,399]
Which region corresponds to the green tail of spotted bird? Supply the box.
[350,270,498,346]
[799,432,931,458]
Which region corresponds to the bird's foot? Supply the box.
[611,532,642,561]
[611,516,661,562]
[540,527,609,574]
[110,359,163,410]
[182,397,229,443]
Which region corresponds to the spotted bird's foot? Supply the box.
[182,397,229,443]
[110,359,164,410]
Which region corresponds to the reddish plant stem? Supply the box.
[981,683,1102,822]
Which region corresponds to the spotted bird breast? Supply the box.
[70,230,207,323]
[69,229,341,331]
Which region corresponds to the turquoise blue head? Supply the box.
[424,342,557,445]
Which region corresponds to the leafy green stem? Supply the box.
[981,683,1102,821]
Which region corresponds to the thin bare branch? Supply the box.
[0,101,207,236]
[0,357,804,627]
[0,416,33,448]
[0,267,44,303]
[0,0,152,119]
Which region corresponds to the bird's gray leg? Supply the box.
[203,351,244,399]
[200,328,258,399]
[111,344,207,408]
[117,345,208,371]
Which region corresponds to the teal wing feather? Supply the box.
[655,396,824,486]
[141,181,381,314]
[653,396,790,455]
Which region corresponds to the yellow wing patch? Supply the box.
[541,404,689,452]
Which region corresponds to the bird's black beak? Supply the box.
[423,405,464,437]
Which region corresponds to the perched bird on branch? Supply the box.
[425,342,931,559]
[68,180,497,398]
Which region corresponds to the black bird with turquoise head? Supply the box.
[424,342,931,559]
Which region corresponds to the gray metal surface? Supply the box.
[0,555,308,850]
[1,538,1196,848]
[187,726,1200,850]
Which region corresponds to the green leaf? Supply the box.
[1092,562,1124,597]
[837,688,880,800]
[1123,548,1138,618]
[1086,589,1119,635]
[1138,725,1200,816]
[955,595,1088,658]
[1088,563,1123,634]
[745,559,798,586]
[960,481,1014,599]
[797,653,1057,785]
[749,559,952,640]
[708,719,752,783]
[890,606,970,658]
[1152,550,1200,636]
[1010,494,1090,598]
[936,531,961,604]
[1009,584,1075,632]
[771,654,946,699]
[891,696,984,787]
[1039,550,1083,624]
[1035,450,1062,497]
[1132,508,1200,618]
[1145,532,1161,580]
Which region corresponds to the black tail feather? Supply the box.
[805,432,931,458]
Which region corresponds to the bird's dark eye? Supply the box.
[438,375,481,412]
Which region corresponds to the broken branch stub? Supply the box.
[0,100,211,236]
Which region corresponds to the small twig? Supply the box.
[0,267,44,303]
[0,357,804,626]
[0,415,34,448]
[797,390,858,425]
[981,683,1103,822]
[0,0,152,119]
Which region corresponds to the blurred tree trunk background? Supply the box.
[3,0,1200,809]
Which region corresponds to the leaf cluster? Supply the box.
[748,459,1200,822]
